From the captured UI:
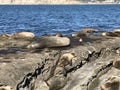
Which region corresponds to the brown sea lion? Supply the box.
[113,56,120,70]
[72,32,87,38]
[58,53,76,67]
[101,76,120,90]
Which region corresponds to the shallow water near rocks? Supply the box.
[0,5,120,36]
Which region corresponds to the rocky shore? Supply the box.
[0,29,120,90]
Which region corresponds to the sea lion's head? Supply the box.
[55,32,63,37]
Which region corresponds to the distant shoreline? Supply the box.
[0,3,119,5]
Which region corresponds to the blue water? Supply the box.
[0,5,120,36]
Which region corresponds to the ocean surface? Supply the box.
[0,5,120,36]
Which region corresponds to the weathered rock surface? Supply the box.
[0,33,120,90]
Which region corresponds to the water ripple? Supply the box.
[0,5,120,36]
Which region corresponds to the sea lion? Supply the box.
[72,32,87,38]
[101,76,120,90]
[112,29,120,33]
[112,29,120,36]
[81,28,99,33]
[102,32,118,37]
[27,36,70,49]
[113,56,120,70]
[12,32,35,40]
[58,53,76,67]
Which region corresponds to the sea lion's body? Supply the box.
[81,28,99,33]
[12,32,35,39]
[59,53,75,67]
[101,76,120,90]
[72,32,87,38]
[27,36,70,49]
[102,32,119,37]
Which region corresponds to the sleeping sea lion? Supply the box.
[12,32,35,40]
[27,36,70,49]
[81,28,99,33]
[58,53,76,67]
[102,32,118,37]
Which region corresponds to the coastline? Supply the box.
[0,30,120,90]
[0,4,120,90]
[0,3,119,5]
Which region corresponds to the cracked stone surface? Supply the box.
[0,34,120,90]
